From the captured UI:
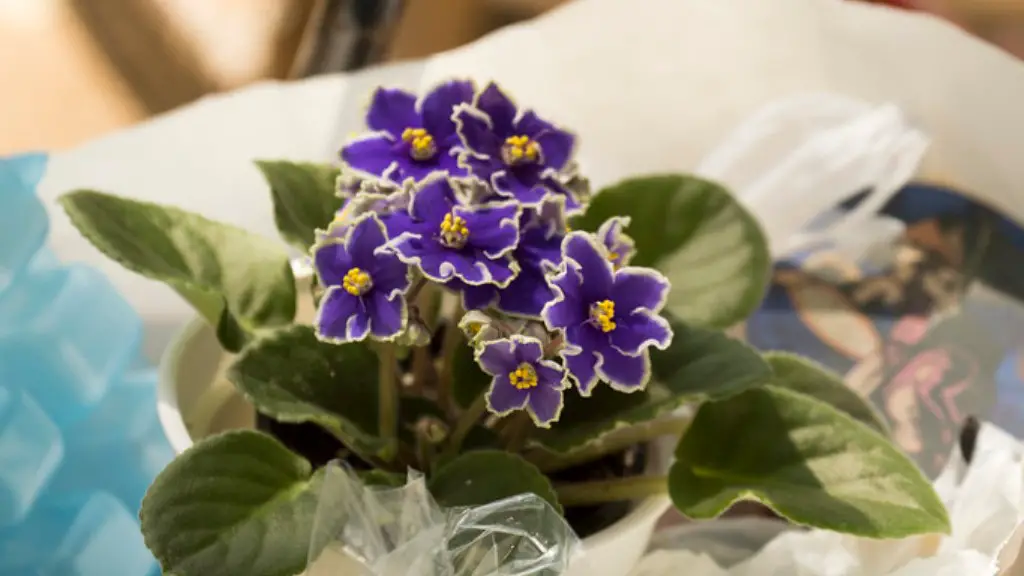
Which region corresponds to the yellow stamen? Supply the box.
[501,134,541,166]
[608,251,620,265]
[402,127,437,161]
[508,362,539,390]
[467,322,482,335]
[439,212,470,249]
[342,267,373,296]
[590,299,617,333]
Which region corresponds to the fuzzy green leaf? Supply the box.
[576,175,769,328]
[140,430,322,576]
[669,386,950,538]
[227,325,386,461]
[59,190,296,352]
[531,321,771,460]
[429,450,561,512]
[765,352,889,434]
[256,160,343,250]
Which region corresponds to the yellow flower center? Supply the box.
[342,267,373,296]
[467,322,482,335]
[509,362,539,390]
[402,127,437,161]
[590,299,617,333]
[439,212,470,249]
[608,251,620,266]
[501,135,541,166]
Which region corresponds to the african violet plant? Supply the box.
[59,80,949,576]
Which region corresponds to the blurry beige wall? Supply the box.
[0,0,566,156]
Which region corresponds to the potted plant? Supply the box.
[58,80,950,576]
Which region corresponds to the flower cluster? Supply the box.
[312,80,674,427]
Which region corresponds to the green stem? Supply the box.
[528,416,690,473]
[437,305,464,414]
[555,475,668,507]
[442,393,488,461]
[377,342,399,461]
[503,412,533,453]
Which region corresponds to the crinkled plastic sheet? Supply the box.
[305,462,580,576]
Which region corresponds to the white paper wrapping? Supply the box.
[630,423,1024,576]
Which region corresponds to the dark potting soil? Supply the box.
[256,413,647,538]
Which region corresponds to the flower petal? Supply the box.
[514,110,556,139]
[368,253,410,299]
[313,241,353,287]
[408,177,456,226]
[455,280,497,311]
[510,336,544,364]
[366,88,419,137]
[314,288,362,342]
[611,267,670,313]
[341,135,398,178]
[563,232,614,301]
[421,80,475,140]
[476,83,517,136]
[535,360,566,389]
[498,169,548,207]
[477,339,517,375]
[457,201,520,258]
[486,374,530,415]
[563,348,599,395]
[347,214,389,269]
[495,264,555,317]
[596,346,650,392]
[454,106,502,157]
[609,310,673,355]
[368,290,406,339]
[542,262,587,329]
[478,255,518,287]
[459,153,500,181]
[535,128,575,171]
[598,216,636,269]
[526,384,564,427]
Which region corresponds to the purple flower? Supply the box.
[542,232,673,394]
[318,183,413,242]
[597,216,635,270]
[454,83,578,209]
[341,81,475,183]
[477,335,568,427]
[456,218,562,317]
[312,213,411,343]
[387,176,521,286]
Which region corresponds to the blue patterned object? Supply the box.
[0,153,168,574]
[0,492,156,575]
[0,387,63,528]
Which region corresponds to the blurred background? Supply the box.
[1,0,1024,156]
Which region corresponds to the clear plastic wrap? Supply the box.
[305,462,580,576]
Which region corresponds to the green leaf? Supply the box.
[765,352,889,435]
[256,160,343,250]
[531,321,771,458]
[429,450,561,512]
[227,325,386,460]
[59,190,296,352]
[451,334,492,409]
[140,430,322,576]
[669,386,950,538]
[576,175,769,328]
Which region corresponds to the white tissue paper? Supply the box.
[630,423,1024,576]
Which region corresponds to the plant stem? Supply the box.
[527,416,691,473]
[437,305,464,415]
[377,342,399,461]
[555,475,668,507]
[503,412,533,453]
[442,393,488,461]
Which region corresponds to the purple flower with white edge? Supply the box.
[454,83,578,209]
[477,335,568,427]
[313,213,411,343]
[542,232,673,394]
[387,175,521,286]
[341,80,475,183]
[456,216,563,317]
[597,216,635,270]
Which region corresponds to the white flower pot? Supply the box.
[157,310,672,576]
